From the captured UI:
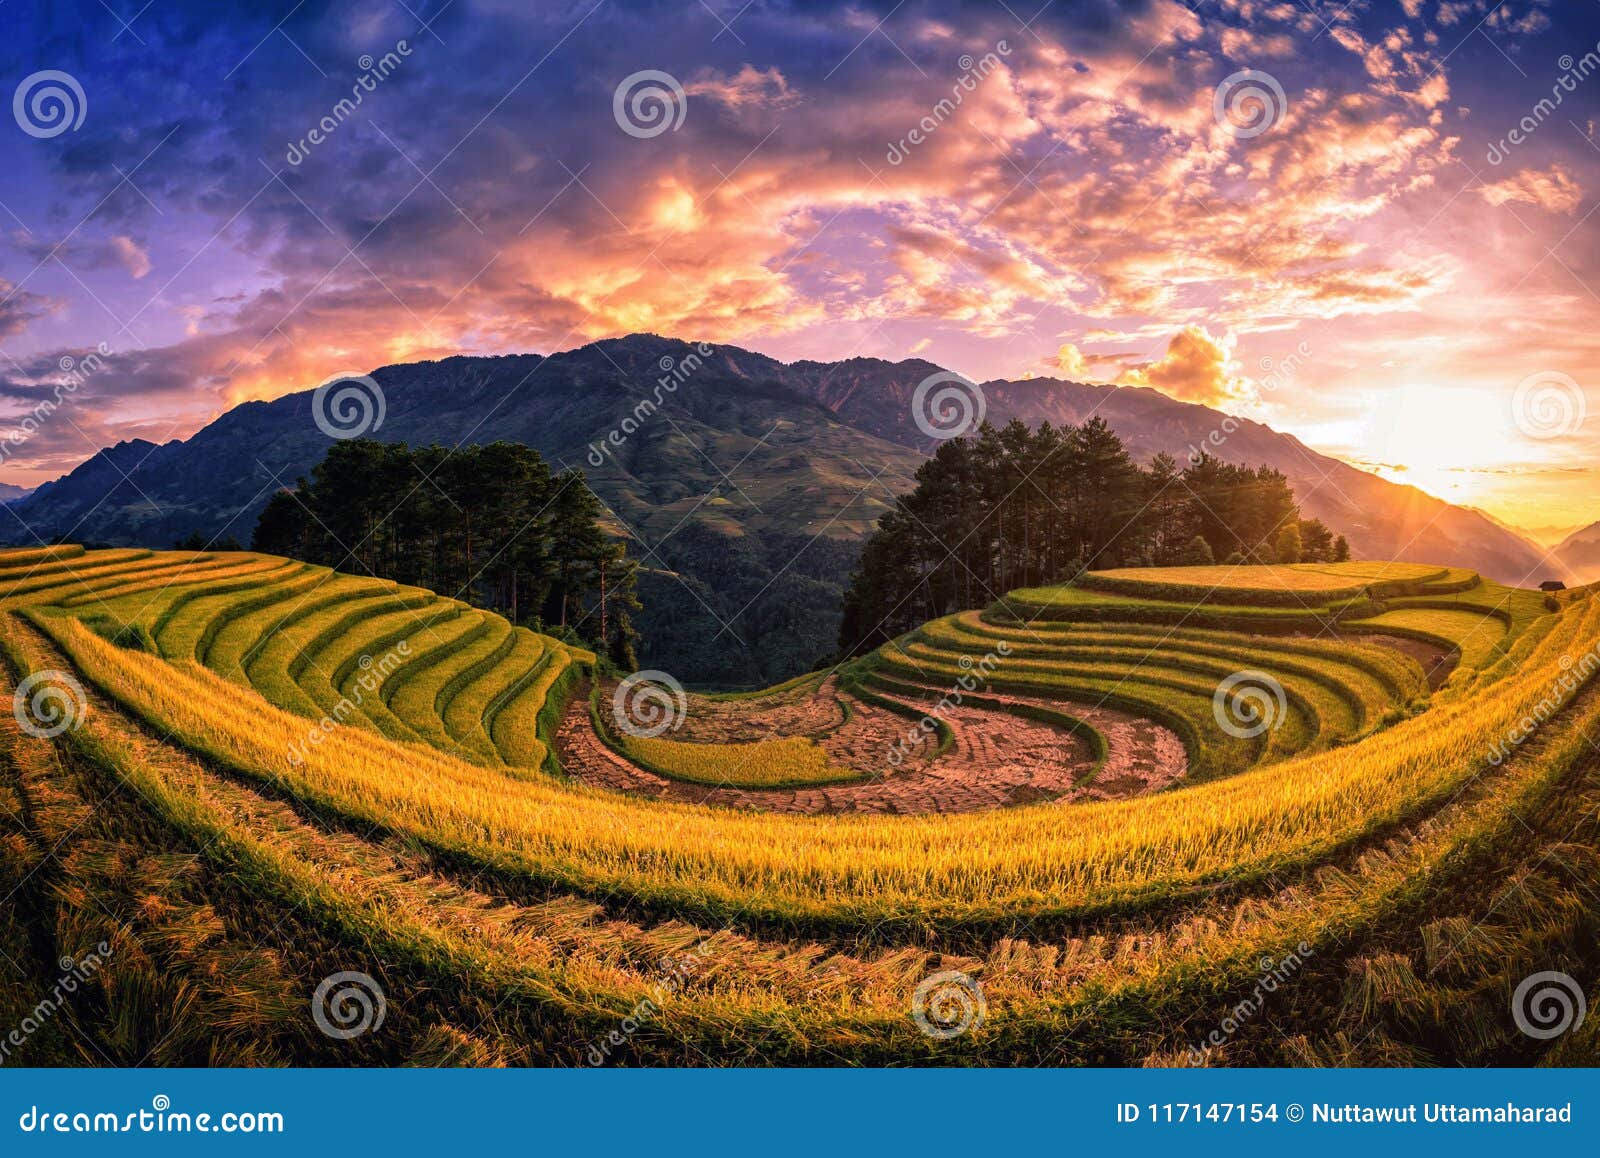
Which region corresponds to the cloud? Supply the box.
[1477,164,1583,214]
[1055,342,1095,379]
[1115,327,1250,408]
[1051,341,1130,380]
[685,65,800,113]
[0,0,1591,505]
[0,281,60,340]
[110,236,152,279]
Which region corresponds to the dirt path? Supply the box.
[871,684,1189,801]
[1346,632,1457,690]
[1285,630,1457,691]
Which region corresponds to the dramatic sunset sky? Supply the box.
[3,0,1599,535]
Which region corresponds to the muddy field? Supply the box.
[560,677,1187,815]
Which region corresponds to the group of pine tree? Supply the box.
[839,418,1347,653]
[247,423,1346,676]
[250,440,640,666]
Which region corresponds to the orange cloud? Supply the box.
[1116,327,1250,408]
[1477,164,1583,215]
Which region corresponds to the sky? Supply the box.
[3,0,1600,537]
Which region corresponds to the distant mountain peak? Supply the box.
[1,335,1558,593]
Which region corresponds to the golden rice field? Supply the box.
[1,546,1597,1066]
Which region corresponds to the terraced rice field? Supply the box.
[2,546,1597,1066]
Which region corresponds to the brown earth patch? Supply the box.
[560,676,1185,815]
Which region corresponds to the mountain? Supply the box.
[2,334,1562,682]
[776,363,1561,586]
[0,482,32,503]
[1520,519,1595,548]
[5,337,922,686]
[1553,522,1600,584]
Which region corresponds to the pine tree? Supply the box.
[1276,522,1302,564]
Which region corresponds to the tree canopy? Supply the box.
[252,439,638,666]
[839,419,1337,653]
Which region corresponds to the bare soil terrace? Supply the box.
[560,677,1185,814]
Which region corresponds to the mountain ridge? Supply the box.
[0,333,1566,680]
[1554,520,1600,584]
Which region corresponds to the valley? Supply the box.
[3,544,1594,1064]
[2,335,1567,688]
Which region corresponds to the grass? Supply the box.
[597,702,868,788]
[442,628,547,760]
[27,584,1594,936]
[1350,608,1508,672]
[4,547,1598,1065]
[1078,561,1446,608]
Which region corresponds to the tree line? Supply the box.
[252,439,639,666]
[839,418,1346,653]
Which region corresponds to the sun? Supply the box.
[1361,383,1507,501]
